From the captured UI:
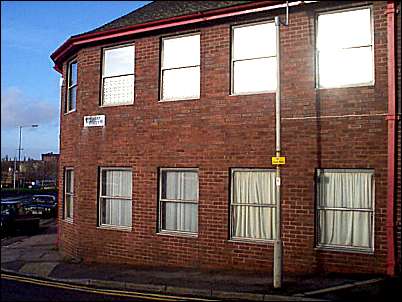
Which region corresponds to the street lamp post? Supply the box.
[15,124,39,189]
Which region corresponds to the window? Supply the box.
[161,34,200,101]
[316,7,373,88]
[64,168,74,220]
[230,169,276,240]
[99,168,132,228]
[316,169,374,252]
[102,45,135,106]
[232,22,277,94]
[159,169,198,234]
[66,60,77,112]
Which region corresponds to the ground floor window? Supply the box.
[64,168,74,220]
[230,169,276,241]
[99,168,132,228]
[159,168,198,234]
[316,169,374,252]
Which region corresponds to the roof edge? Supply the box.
[51,1,311,73]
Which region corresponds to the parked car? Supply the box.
[1,200,40,236]
[24,195,57,218]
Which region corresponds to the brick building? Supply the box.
[51,1,401,275]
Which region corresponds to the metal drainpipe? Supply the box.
[273,3,288,287]
[386,0,397,277]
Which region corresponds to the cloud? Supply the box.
[1,87,59,129]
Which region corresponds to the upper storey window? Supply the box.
[161,33,200,101]
[102,45,135,106]
[66,60,77,113]
[316,7,373,88]
[232,22,277,95]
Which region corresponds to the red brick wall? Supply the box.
[57,1,398,274]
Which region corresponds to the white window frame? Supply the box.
[230,168,276,242]
[101,44,135,107]
[64,168,74,222]
[231,21,277,96]
[98,167,132,231]
[315,168,375,254]
[160,32,201,102]
[158,168,199,236]
[66,60,77,114]
[315,6,375,89]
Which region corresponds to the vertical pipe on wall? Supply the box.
[273,1,289,285]
[386,0,397,277]
[273,16,283,289]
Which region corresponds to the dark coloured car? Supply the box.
[1,200,40,236]
[24,195,57,218]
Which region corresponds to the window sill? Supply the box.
[64,109,76,116]
[157,230,198,239]
[100,102,134,108]
[315,245,374,255]
[159,97,199,103]
[316,82,375,90]
[97,225,132,232]
[229,90,276,97]
[228,238,275,245]
[64,218,73,224]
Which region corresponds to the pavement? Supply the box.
[1,221,398,301]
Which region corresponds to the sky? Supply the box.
[1,1,150,160]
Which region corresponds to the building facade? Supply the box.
[52,1,401,275]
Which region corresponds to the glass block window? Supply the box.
[316,7,373,88]
[232,22,277,94]
[161,34,200,101]
[102,45,135,106]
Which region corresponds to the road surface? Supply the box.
[1,273,216,302]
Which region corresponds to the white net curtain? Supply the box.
[161,171,198,233]
[318,170,374,249]
[101,170,132,227]
[232,171,276,240]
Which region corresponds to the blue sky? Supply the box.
[1,1,150,159]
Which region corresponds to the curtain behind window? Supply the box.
[101,170,132,227]
[318,171,373,248]
[232,171,276,240]
[162,171,198,232]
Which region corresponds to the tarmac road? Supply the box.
[1,273,218,302]
[308,276,401,301]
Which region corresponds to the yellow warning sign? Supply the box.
[272,157,286,165]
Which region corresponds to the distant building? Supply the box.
[0,153,59,189]
[42,152,60,163]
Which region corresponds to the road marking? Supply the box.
[1,273,217,301]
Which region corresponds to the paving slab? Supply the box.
[9,234,57,247]
[19,262,59,277]
[124,282,165,293]
[19,250,46,261]
[1,260,26,271]
[165,286,212,298]
[1,249,23,263]
[40,251,63,262]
